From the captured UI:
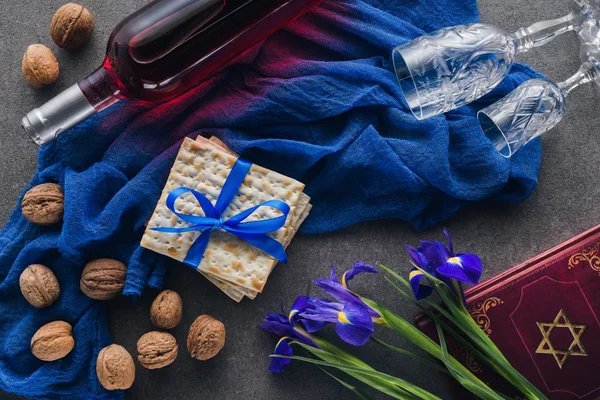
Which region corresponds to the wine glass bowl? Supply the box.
[478,40,600,158]
[575,0,600,46]
[393,0,600,120]
[392,24,517,120]
[478,79,566,158]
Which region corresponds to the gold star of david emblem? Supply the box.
[535,309,587,369]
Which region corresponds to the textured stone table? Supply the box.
[1,0,598,399]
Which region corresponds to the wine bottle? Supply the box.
[22,0,323,145]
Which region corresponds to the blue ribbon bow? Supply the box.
[152,158,290,267]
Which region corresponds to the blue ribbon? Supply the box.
[151,158,290,267]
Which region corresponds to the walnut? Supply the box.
[137,331,178,369]
[22,45,59,88]
[19,264,60,308]
[50,3,95,50]
[80,259,127,300]
[150,290,183,329]
[96,344,135,391]
[31,321,74,361]
[187,315,225,361]
[21,183,64,226]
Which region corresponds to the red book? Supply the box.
[416,225,600,399]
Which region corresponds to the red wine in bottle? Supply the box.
[22,0,323,145]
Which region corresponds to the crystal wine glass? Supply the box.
[392,0,599,120]
[478,43,600,158]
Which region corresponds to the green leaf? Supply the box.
[369,337,449,376]
[289,341,421,400]
[435,322,507,400]
[420,272,548,399]
[382,275,496,365]
[387,264,548,400]
[293,341,439,400]
[317,367,377,400]
[273,353,441,400]
[363,287,518,398]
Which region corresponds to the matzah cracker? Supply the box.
[205,201,312,301]
[202,271,246,302]
[203,272,258,300]
[195,136,303,243]
[196,136,310,299]
[141,138,305,292]
[207,136,230,151]
[201,136,311,246]
[199,137,311,299]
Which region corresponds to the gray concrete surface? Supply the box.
[1,0,599,399]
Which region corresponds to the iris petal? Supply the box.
[261,313,295,337]
[329,265,340,283]
[409,268,433,300]
[269,337,293,373]
[416,247,437,274]
[301,319,328,333]
[289,296,313,322]
[420,240,450,268]
[342,302,374,330]
[313,278,359,304]
[434,241,451,261]
[335,322,374,346]
[436,253,482,284]
[443,228,454,255]
[341,262,378,288]
[405,245,421,267]
[333,302,374,346]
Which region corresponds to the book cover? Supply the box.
[416,225,600,399]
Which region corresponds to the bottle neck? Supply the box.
[21,65,123,146]
[514,11,583,54]
[78,64,123,112]
[558,61,598,96]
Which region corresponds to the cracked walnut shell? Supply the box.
[21,183,64,226]
[137,331,178,369]
[31,321,74,361]
[50,3,95,49]
[22,45,59,88]
[96,344,135,391]
[20,264,60,308]
[150,290,183,329]
[187,315,225,361]
[80,259,127,300]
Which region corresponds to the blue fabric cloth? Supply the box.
[0,0,542,398]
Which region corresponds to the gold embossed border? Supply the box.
[468,297,503,336]
[568,242,600,274]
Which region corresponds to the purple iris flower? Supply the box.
[296,297,374,346]
[406,228,482,300]
[312,262,381,322]
[260,307,317,373]
[262,263,383,371]
[280,262,383,346]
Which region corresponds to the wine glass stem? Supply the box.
[514,11,583,54]
[558,61,597,96]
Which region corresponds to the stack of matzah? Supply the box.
[141,136,311,302]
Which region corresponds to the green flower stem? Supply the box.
[305,340,429,399]
[369,337,451,376]
[423,272,548,400]
[380,264,547,400]
[290,328,442,400]
[317,367,376,400]
[361,297,504,400]
[277,351,440,400]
